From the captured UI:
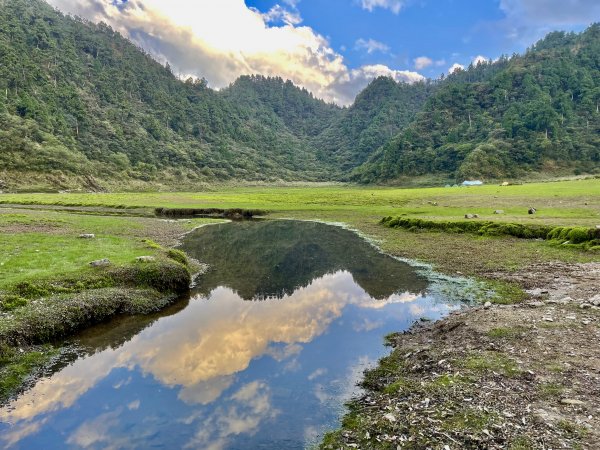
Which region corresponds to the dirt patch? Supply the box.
[322,262,600,449]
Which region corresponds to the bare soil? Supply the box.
[323,262,600,449]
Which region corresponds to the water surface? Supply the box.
[0,220,460,449]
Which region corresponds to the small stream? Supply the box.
[0,220,463,449]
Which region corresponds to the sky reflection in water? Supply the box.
[0,221,460,449]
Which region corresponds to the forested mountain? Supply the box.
[0,0,348,187]
[353,26,600,182]
[315,77,436,172]
[0,0,598,189]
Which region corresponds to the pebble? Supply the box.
[542,317,554,322]
[384,413,397,422]
[78,234,95,239]
[579,303,592,309]
[529,302,545,307]
[136,256,156,262]
[89,258,111,267]
[484,301,492,309]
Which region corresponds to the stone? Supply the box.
[542,317,554,322]
[484,301,492,309]
[501,181,510,186]
[493,210,505,214]
[89,258,111,267]
[464,214,474,219]
[383,413,396,422]
[78,234,95,239]
[528,207,537,214]
[473,214,480,218]
[596,225,600,230]
[560,398,584,406]
[136,256,156,263]
[590,295,600,306]
[529,302,545,307]
[579,303,592,309]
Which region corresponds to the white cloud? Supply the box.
[472,55,489,65]
[448,63,464,74]
[260,4,302,26]
[355,38,391,54]
[47,0,422,105]
[413,56,432,69]
[360,0,405,14]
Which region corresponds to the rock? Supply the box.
[465,214,475,219]
[473,214,479,218]
[78,234,95,239]
[542,317,554,322]
[383,413,396,422]
[493,210,505,214]
[529,302,545,307]
[89,258,111,267]
[136,256,156,263]
[590,295,600,306]
[501,181,510,186]
[484,301,492,309]
[528,207,537,214]
[596,225,600,230]
[579,303,592,309]
[560,398,584,406]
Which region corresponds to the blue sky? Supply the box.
[248,0,593,77]
[49,0,600,104]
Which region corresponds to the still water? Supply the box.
[0,220,460,449]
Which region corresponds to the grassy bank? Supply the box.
[0,208,223,401]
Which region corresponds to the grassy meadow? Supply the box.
[1,178,598,277]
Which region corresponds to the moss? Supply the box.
[509,436,535,450]
[483,280,527,305]
[487,326,525,339]
[381,217,599,250]
[0,294,28,311]
[537,382,564,399]
[0,287,177,345]
[462,352,521,377]
[440,408,497,433]
[167,248,189,266]
[557,419,588,439]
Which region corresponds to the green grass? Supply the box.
[1,178,599,225]
[0,209,221,290]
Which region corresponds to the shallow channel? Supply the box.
[0,220,462,449]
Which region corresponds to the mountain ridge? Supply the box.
[0,0,598,191]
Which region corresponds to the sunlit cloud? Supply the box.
[472,55,489,65]
[46,0,423,105]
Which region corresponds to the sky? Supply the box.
[47,0,600,105]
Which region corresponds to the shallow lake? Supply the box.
[0,220,462,449]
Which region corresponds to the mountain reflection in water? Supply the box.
[0,220,459,449]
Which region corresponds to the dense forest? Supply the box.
[353,27,600,182]
[0,0,598,189]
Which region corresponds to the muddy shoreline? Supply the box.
[321,261,600,449]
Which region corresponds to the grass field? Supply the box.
[1,179,598,279]
[0,209,222,290]
[1,178,599,226]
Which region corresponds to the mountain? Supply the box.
[353,26,600,183]
[0,0,598,190]
[0,0,345,188]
